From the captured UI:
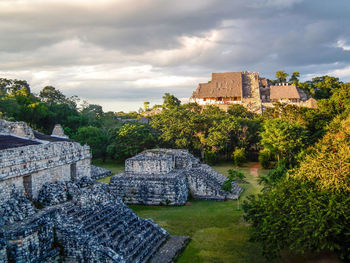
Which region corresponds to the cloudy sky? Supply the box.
[1,0,350,112]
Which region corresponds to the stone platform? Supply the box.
[111,171,188,205]
[110,149,243,205]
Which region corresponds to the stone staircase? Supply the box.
[186,164,243,200]
[58,199,168,263]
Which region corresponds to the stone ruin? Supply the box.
[110,149,243,205]
[0,120,188,263]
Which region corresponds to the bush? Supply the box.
[228,169,247,183]
[222,169,247,193]
[204,151,218,165]
[221,180,233,192]
[258,161,288,192]
[232,148,246,166]
[258,149,272,169]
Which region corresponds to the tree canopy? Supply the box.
[275,70,289,83]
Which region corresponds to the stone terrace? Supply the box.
[110,149,243,205]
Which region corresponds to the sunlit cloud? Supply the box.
[336,40,350,51]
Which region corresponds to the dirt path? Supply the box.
[249,162,260,177]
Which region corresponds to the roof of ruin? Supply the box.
[270,84,301,100]
[191,72,243,99]
[34,131,72,142]
[0,135,41,150]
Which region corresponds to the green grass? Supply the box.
[129,162,268,263]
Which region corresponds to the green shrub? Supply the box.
[228,169,247,183]
[222,169,247,192]
[258,149,272,169]
[221,180,233,192]
[258,161,288,192]
[232,148,246,166]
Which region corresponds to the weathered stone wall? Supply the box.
[125,156,174,175]
[0,142,90,181]
[110,172,188,205]
[75,158,91,179]
[0,239,7,262]
[0,176,24,206]
[0,142,91,204]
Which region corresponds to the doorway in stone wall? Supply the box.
[70,163,77,181]
[23,174,32,199]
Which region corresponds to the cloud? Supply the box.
[0,0,349,111]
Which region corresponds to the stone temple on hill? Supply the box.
[190,71,317,113]
[110,149,243,205]
[0,120,188,263]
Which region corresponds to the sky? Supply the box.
[1,0,350,112]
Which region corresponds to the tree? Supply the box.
[81,104,103,126]
[227,104,254,119]
[309,76,342,99]
[0,78,30,96]
[289,71,300,84]
[39,86,67,105]
[275,70,289,83]
[151,107,200,151]
[107,123,158,161]
[318,83,350,118]
[162,93,181,108]
[244,116,350,260]
[260,119,308,164]
[143,101,150,111]
[232,147,246,166]
[203,116,239,154]
[263,104,329,144]
[292,116,350,192]
[74,126,109,160]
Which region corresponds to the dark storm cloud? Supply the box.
[0,0,349,111]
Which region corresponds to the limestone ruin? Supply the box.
[0,120,188,263]
[110,149,243,205]
[190,71,316,113]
